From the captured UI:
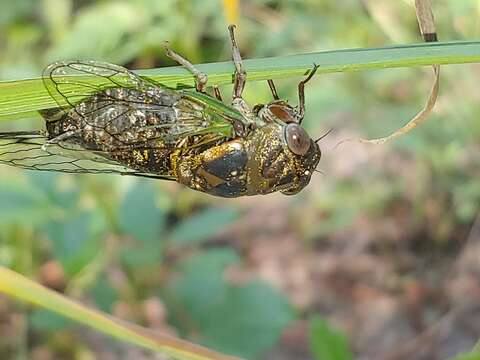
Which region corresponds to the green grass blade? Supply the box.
[1,40,480,121]
[0,266,241,360]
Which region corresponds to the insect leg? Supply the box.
[164,42,208,93]
[228,25,247,99]
[41,130,78,152]
[213,85,223,101]
[227,25,256,126]
[267,80,280,100]
[297,64,320,123]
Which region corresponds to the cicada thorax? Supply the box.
[173,123,321,197]
[242,123,321,195]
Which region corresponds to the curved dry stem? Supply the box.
[357,64,440,145]
[336,0,441,147]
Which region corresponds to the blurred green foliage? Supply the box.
[0,0,479,359]
[453,353,480,360]
[452,346,480,360]
[309,315,353,360]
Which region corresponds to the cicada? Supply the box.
[0,25,323,197]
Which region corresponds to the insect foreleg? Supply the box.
[213,85,223,101]
[227,25,259,127]
[228,25,247,100]
[41,130,79,152]
[297,64,320,123]
[164,42,208,93]
[267,80,280,100]
[231,97,257,128]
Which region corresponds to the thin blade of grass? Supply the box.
[1,40,480,121]
[0,266,241,360]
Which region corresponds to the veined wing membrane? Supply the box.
[42,60,162,113]
[42,60,235,147]
[0,132,175,180]
[1,61,243,179]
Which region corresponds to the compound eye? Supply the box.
[285,123,311,156]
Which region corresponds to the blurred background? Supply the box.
[0,0,480,359]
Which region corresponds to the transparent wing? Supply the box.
[0,132,175,180]
[41,60,236,148]
[42,60,161,113]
